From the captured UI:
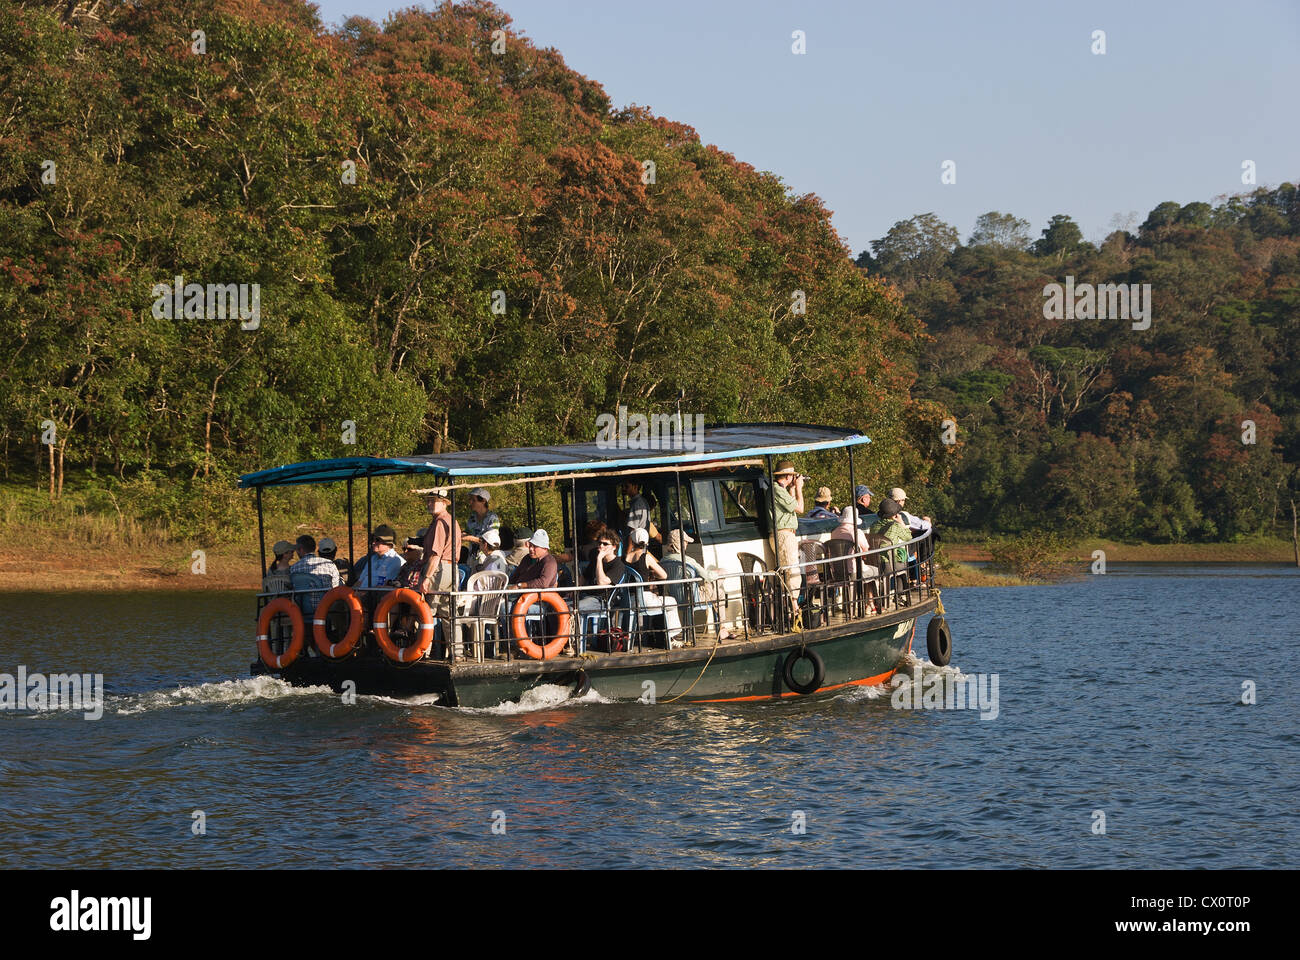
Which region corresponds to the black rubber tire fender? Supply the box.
[572,669,591,699]
[782,647,825,695]
[927,616,952,666]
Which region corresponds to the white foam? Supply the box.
[458,682,612,715]
[360,693,442,708]
[836,654,965,703]
[113,676,333,715]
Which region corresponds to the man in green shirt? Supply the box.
[771,460,804,604]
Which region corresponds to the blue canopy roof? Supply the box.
[237,422,869,488]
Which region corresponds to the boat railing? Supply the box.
[254,528,936,665]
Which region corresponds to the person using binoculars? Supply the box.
[771,460,805,605]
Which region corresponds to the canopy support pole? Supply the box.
[346,478,354,569]
[848,446,860,584]
[256,486,266,577]
[449,487,457,665]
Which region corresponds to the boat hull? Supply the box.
[252,598,936,708]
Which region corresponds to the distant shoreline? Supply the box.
[0,538,1292,592]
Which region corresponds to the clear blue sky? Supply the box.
[309,0,1300,256]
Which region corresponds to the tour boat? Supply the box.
[239,423,953,707]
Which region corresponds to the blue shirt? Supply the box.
[352,549,403,590]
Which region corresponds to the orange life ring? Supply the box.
[511,591,571,660]
[313,586,364,659]
[373,588,436,664]
[257,597,304,669]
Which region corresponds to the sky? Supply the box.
[308,0,1300,256]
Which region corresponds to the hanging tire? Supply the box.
[782,647,825,695]
[927,616,952,666]
[573,670,591,699]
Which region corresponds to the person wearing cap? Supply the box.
[419,489,462,620]
[624,526,684,646]
[661,528,733,641]
[391,536,426,591]
[318,536,351,579]
[348,524,403,590]
[505,527,531,569]
[889,487,933,536]
[806,486,838,521]
[478,528,510,575]
[509,527,558,589]
[770,460,804,603]
[262,540,296,595]
[461,487,501,565]
[854,485,875,521]
[290,534,341,615]
[869,498,912,567]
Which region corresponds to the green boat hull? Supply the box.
[253,598,937,708]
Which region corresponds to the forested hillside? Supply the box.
[862,190,1300,541]
[3,0,1295,548]
[0,0,946,520]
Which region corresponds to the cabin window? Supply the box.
[691,480,721,533]
[720,479,759,525]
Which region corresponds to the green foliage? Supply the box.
[0,0,945,519]
[987,531,1073,582]
[869,181,1300,543]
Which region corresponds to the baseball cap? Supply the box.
[469,487,491,502]
[318,537,336,553]
[482,528,501,548]
[855,485,874,500]
[630,527,650,545]
[890,487,907,502]
[272,540,295,557]
[879,498,902,518]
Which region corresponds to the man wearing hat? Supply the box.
[505,527,531,570]
[868,498,912,568]
[392,536,426,591]
[806,486,838,521]
[508,527,558,589]
[662,528,732,641]
[349,524,403,589]
[263,540,296,595]
[854,485,875,520]
[419,489,461,618]
[889,487,932,536]
[770,460,804,604]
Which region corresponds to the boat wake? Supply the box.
[457,682,613,716]
[112,676,334,715]
[835,653,967,703]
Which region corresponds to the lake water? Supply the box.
[2,563,1296,868]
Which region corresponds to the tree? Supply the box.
[1032,214,1089,260]
[969,211,1031,251]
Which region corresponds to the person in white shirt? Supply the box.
[478,528,510,575]
[889,487,932,536]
